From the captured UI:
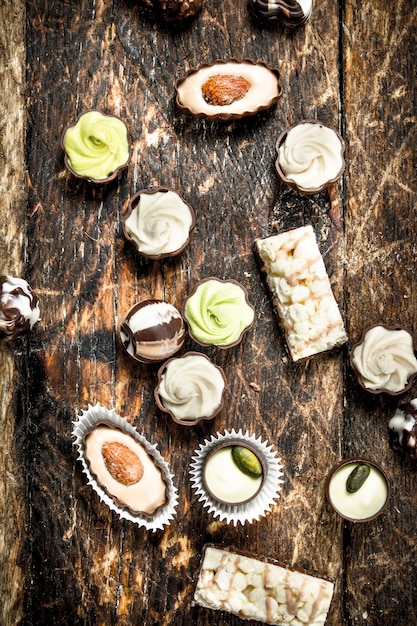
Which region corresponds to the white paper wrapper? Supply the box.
[190,429,284,526]
[72,403,178,532]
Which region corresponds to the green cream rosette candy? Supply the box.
[62,110,130,182]
[184,277,255,347]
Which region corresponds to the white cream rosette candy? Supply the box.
[72,403,178,531]
[155,352,226,425]
[190,429,284,525]
[122,187,195,259]
[275,120,345,193]
[351,324,417,395]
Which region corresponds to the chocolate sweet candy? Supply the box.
[203,443,264,505]
[350,325,417,395]
[122,187,195,259]
[325,458,390,522]
[175,59,282,120]
[194,545,334,625]
[184,277,255,348]
[254,226,348,361]
[275,121,345,194]
[389,399,417,459]
[83,423,168,517]
[62,110,130,182]
[155,352,226,425]
[120,300,185,364]
[0,275,40,340]
[249,0,312,29]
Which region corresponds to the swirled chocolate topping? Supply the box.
[120,300,185,364]
[249,0,312,28]
[389,400,417,459]
[0,276,40,341]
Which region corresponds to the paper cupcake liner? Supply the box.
[72,403,178,532]
[190,429,284,526]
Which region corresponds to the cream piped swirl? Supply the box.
[184,278,255,347]
[277,122,344,190]
[63,110,130,181]
[156,353,225,422]
[352,325,417,392]
[124,190,194,257]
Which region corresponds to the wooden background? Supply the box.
[1,0,416,624]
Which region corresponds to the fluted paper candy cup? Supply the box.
[72,403,178,531]
[190,429,284,525]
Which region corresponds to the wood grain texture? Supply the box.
[0,0,416,624]
[0,1,26,625]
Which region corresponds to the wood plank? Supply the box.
[343,1,417,623]
[0,1,26,625]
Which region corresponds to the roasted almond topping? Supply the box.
[102,442,144,485]
[202,74,250,106]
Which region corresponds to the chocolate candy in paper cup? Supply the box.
[72,403,178,531]
[190,429,284,525]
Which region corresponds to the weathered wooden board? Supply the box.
[0,0,416,624]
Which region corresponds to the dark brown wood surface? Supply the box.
[1,1,416,624]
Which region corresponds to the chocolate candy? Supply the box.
[120,300,185,364]
[389,400,417,459]
[0,275,40,341]
[175,59,282,121]
[249,0,312,29]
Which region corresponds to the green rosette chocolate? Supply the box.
[184,277,255,347]
[62,110,130,182]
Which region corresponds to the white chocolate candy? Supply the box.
[156,353,225,422]
[204,447,262,503]
[352,325,417,392]
[327,461,389,521]
[194,545,334,626]
[123,189,194,258]
[84,425,167,516]
[255,225,347,361]
[277,122,344,191]
[176,60,281,119]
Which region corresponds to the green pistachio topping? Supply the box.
[184,279,254,346]
[346,463,371,493]
[232,446,263,478]
[63,110,129,180]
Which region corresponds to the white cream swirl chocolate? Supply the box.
[123,189,194,258]
[0,276,40,340]
[277,122,345,191]
[156,353,225,423]
[352,325,417,393]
